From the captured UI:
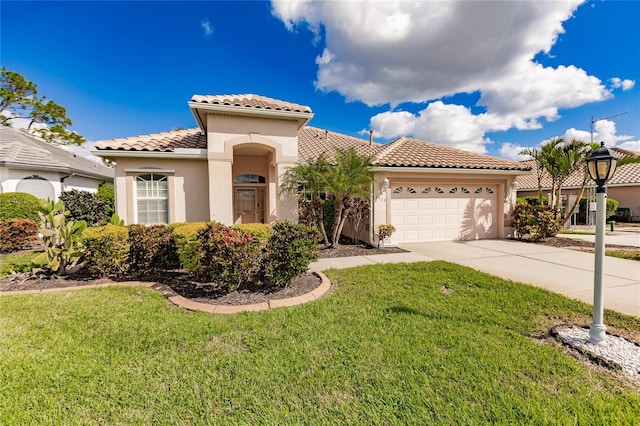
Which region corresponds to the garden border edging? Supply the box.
[0,271,331,314]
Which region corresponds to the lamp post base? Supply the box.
[589,322,607,345]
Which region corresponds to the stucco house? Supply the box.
[0,126,114,201]
[93,94,530,245]
[516,147,640,222]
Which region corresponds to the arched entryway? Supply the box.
[232,144,274,224]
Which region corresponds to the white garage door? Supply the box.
[390,184,498,243]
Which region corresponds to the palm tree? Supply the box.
[280,155,331,245]
[324,148,374,246]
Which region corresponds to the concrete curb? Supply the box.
[0,272,332,315]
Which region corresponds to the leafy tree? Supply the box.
[0,67,85,145]
[521,138,599,227]
[280,155,331,245]
[280,148,373,247]
[324,148,374,246]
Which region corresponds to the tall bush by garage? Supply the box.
[128,224,180,274]
[59,190,109,226]
[81,224,129,277]
[195,222,260,290]
[0,218,39,253]
[512,203,561,240]
[260,220,320,287]
[170,222,207,273]
[0,192,41,222]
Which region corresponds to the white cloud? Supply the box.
[618,141,640,152]
[201,18,213,37]
[499,143,529,161]
[272,0,634,153]
[610,77,635,91]
[369,101,491,153]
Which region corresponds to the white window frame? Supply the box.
[135,173,169,225]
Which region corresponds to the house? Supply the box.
[93,94,530,244]
[0,126,114,201]
[516,147,640,222]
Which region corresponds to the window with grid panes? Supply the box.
[136,174,168,224]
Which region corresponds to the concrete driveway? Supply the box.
[401,239,640,318]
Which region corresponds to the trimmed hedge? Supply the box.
[260,221,319,287]
[81,225,129,277]
[0,218,39,253]
[234,223,272,245]
[170,222,207,273]
[0,192,41,222]
[196,222,260,290]
[128,224,180,273]
[513,203,561,240]
[96,184,115,217]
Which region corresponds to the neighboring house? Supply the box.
[93,94,530,244]
[516,147,640,222]
[0,126,114,201]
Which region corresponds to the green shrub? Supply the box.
[0,192,40,221]
[196,222,260,290]
[171,222,207,273]
[259,221,319,287]
[81,225,129,277]
[128,224,180,273]
[96,183,115,216]
[578,197,620,223]
[606,197,619,220]
[234,223,272,245]
[32,199,86,274]
[513,203,561,240]
[59,190,109,226]
[0,218,38,253]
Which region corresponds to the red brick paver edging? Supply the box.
[0,271,331,314]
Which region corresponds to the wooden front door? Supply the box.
[234,187,264,224]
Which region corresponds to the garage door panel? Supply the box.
[390,185,498,243]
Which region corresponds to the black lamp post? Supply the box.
[585,142,618,344]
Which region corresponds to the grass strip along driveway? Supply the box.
[1,261,639,424]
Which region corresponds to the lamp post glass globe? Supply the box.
[585,142,618,345]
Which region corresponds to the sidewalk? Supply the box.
[558,226,640,248]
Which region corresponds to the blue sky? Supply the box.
[2,0,638,159]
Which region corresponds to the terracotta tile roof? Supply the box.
[516,157,640,190]
[95,126,530,172]
[374,137,530,171]
[612,147,640,160]
[0,126,113,179]
[298,126,381,162]
[94,128,206,152]
[190,94,312,114]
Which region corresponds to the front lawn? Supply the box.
[1,262,638,424]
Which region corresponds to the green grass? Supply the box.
[0,251,39,276]
[558,229,596,235]
[1,262,639,424]
[607,250,640,261]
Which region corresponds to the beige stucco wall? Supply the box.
[203,113,300,225]
[609,186,640,221]
[113,157,209,225]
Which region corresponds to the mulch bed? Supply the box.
[0,243,407,305]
